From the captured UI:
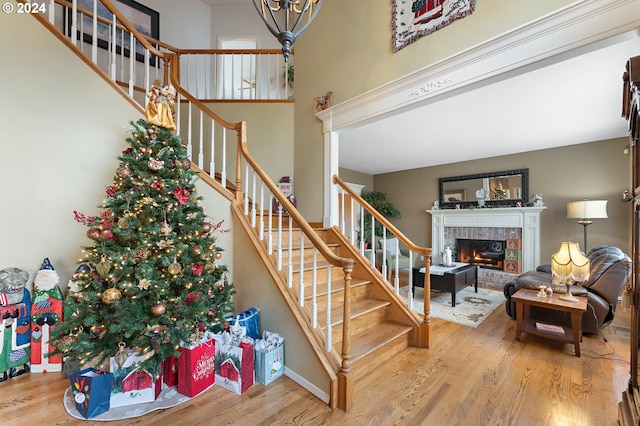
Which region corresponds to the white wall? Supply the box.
[0,4,141,289]
[136,0,213,48]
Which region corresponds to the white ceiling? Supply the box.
[339,34,640,175]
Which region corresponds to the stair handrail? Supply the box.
[333,174,433,345]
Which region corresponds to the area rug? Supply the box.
[399,286,504,328]
[63,383,211,421]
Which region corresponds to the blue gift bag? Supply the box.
[233,307,260,339]
[255,343,284,386]
[69,368,113,419]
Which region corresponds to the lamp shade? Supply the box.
[551,242,590,284]
[567,200,608,219]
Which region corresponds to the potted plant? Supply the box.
[358,191,401,248]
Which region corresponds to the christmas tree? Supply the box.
[50,82,234,371]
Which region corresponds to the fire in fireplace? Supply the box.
[456,238,505,270]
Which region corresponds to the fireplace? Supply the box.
[456,238,506,270]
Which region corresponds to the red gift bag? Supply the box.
[162,356,177,387]
[177,337,215,397]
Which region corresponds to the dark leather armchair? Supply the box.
[503,245,631,334]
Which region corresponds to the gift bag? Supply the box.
[214,337,254,395]
[255,331,284,386]
[69,368,113,419]
[109,350,162,408]
[232,307,260,340]
[162,356,178,387]
[177,334,216,397]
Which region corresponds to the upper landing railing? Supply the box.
[38,0,293,101]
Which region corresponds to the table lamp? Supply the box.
[551,242,590,303]
[566,199,608,252]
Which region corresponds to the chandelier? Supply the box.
[252,0,322,62]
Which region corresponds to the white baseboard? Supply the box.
[284,367,330,404]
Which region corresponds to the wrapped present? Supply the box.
[69,368,113,419]
[109,349,162,408]
[162,356,178,387]
[177,332,216,397]
[255,331,284,386]
[213,332,254,394]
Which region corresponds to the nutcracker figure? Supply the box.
[30,258,63,373]
[0,267,31,382]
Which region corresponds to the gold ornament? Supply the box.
[181,159,191,170]
[96,255,111,276]
[87,228,102,240]
[214,252,222,260]
[118,211,132,229]
[202,222,212,233]
[116,165,132,178]
[150,302,167,316]
[102,287,122,304]
[114,342,129,368]
[160,222,172,236]
[168,258,182,275]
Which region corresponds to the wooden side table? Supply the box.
[512,288,587,357]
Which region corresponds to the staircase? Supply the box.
[259,221,422,408]
[22,0,433,411]
[282,226,415,367]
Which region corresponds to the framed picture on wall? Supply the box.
[68,0,159,64]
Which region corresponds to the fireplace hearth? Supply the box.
[457,238,505,270]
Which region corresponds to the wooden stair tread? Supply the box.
[327,297,390,326]
[349,321,413,363]
[302,277,371,297]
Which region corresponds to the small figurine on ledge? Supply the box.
[533,193,544,207]
[314,91,333,112]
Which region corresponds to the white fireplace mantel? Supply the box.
[427,207,545,272]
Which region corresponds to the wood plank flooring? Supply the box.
[0,288,631,425]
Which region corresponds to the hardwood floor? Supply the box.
[0,289,631,425]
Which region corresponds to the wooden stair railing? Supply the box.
[333,174,433,348]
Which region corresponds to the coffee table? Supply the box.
[512,288,587,357]
[412,263,477,307]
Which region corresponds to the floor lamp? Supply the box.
[566,199,608,252]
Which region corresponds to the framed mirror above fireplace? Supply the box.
[439,168,529,208]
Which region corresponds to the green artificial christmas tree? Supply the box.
[50,83,234,371]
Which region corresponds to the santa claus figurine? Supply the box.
[30,258,63,373]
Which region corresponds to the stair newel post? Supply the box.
[338,260,355,411]
[421,250,432,348]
